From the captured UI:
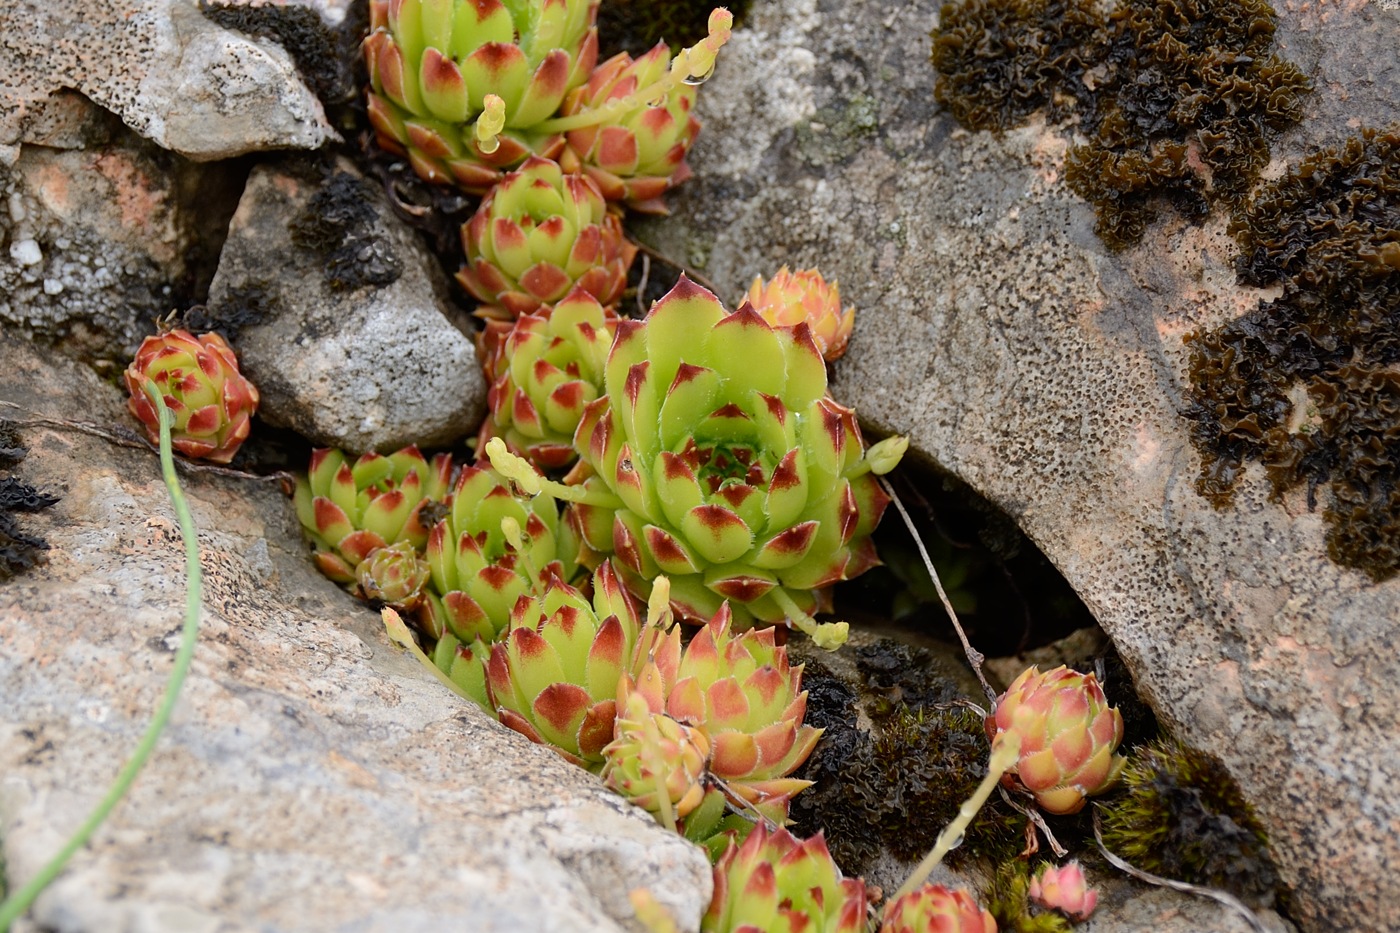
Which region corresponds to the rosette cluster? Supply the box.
[123,329,260,465]
[566,277,895,634]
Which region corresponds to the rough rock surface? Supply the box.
[0,128,245,362]
[0,332,711,933]
[0,0,333,162]
[207,159,486,454]
[639,0,1400,930]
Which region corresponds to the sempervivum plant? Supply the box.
[124,329,260,465]
[987,665,1126,815]
[560,277,905,645]
[881,884,995,933]
[294,445,453,584]
[477,286,618,471]
[745,267,856,363]
[363,0,598,191]
[423,464,577,646]
[485,560,642,767]
[457,156,636,318]
[601,690,712,830]
[619,600,820,822]
[704,826,868,933]
[355,540,432,612]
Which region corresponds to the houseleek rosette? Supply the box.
[881,885,996,933]
[363,0,598,191]
[531,276,904,646]
[294,445,453,584]
[456,156,636,318]
[123,329,260,465]
[477,286,618,470]
[703,826,868,933]
[745,267,856,362]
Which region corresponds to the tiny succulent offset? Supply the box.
[565,276,903,644]
[1028,861,1097,922]
[124,329,260,465]
[745,267,856,363]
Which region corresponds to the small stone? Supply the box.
[9,238,41,266]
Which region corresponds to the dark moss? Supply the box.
[789,660,1025,877]
[289,172,404,292]
[931,0,1102,132]
[0,437,59,581]
[199,1,356,103]
[1187,126,1400,579]
[854,640,970,719]
[179,283,280,343]
[597,0,752,59]
[1098,738,1278,905]
[931,0,1311,249]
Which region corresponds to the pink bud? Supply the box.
[1029,861,1098,922]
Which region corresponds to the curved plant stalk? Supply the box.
[0,383,203,931]
[381,606,482,705]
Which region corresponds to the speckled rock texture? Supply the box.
[0,0,333,162]
[0,128,244,362]
[206,160,486,454]
[639,0,1400,930]
[0,332,711,933]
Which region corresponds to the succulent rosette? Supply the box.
[456,156,636,318]
[355,540,432,611]
[881,884,996,933]
[745,267,856,363]
[602,690,711,825]
[1029,861,1097,922]
[566,277,901,639]
[558,43,700,213]
[363,0,598,191]
[704,826,868,933]
[423,464,577,645]
[478,286,618,470]
[620,603,819,818]
[123,329,260,465]
[486,560,643,767]
[294,445,453,584]
[988,665,1127,815]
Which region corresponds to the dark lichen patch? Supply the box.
[930,0,1311,249]
[1187,126,1400,578]
[290,172,404,292]
[788,657,1025,878]
[0,427,59,582]
[199,1,356,104]
[597,0,752,59]
[1064,0,1311,248]
[178,283,280,343]
[931,0,1102,132]
[1098,738,1279,905]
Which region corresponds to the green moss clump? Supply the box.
[1098,738,1278,905]
[931,0,1102,133]
[1187,126,1400,579]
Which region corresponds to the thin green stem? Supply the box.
[0,383,202,931]
[892,735,1021,903]
[769,587,848,650]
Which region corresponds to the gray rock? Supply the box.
[0,129,244,362]
[0,331,711,933]
[638,0,1400,930]
[0,0,333,162]
[207,160,486,454]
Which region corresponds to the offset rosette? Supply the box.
[457,156,636,318]
[123,329,260,465]
[566,277,902,643]
[601,690,711,826]
[486,561,643,767]
[881,884,996,933]
[745,267,856,362]
[558,43,700,214]
[363,0,598,191]
[988,665,1127,815]
[704,826,868,933]
[1029,861,1098,922]
[477,286,618,470]
[355,540,432,611]
[294,445,453,584]
[620,604,820,820]
[423,464,576,645]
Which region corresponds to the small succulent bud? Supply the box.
[744,267,856,362]
[1028,861,1097,922]
[355,540,431,611]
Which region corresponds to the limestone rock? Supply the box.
[638,0,1400,929]
[0,0,333,162]
[207,160,486,454]
[0,130,244,362]
[0,331,711,932]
